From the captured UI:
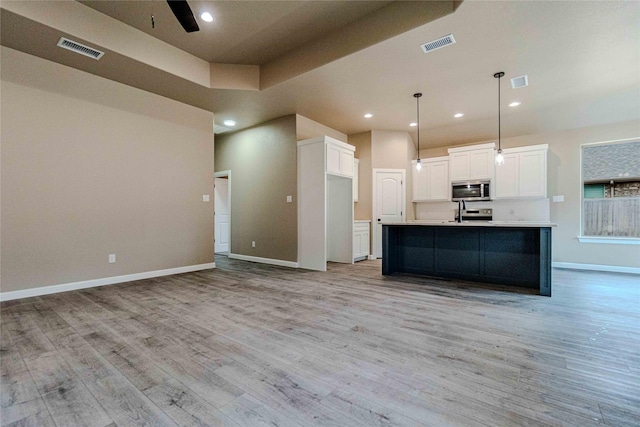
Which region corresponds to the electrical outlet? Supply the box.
[109,254,116,263]
[286,195,292,203]
[203,195,210,202]
[252,241,256,248]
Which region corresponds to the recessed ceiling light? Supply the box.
[200,12,214,23]
[364,113,373,118]
[454,113,464,118]
[409,122,417,127]
[223,119,236,127]
[509,101,521,107]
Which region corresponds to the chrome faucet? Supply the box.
[457,199,466,223]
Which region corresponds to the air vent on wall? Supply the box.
[420,34,456,54]
[511,74,529,89]
[57,37,104,60]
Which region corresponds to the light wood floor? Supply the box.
[2,256,639,426]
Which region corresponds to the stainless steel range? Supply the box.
[455,208,493,222]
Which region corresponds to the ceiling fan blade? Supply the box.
[166,0,199,33]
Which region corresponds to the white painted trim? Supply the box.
[447,142,496,154]
[501,144,548,154]
[579,137,640,236]
[0,263,216,302]
[372,168,406,258]
[577,236,640,245]
[553,262,640,275]
[228,253,299,269]
[368,255,376,260]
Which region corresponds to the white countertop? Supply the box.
[354,219,372,223]
[383,220,557,228]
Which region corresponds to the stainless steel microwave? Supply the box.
[451,181,491,201]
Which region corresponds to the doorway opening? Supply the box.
[372,168,405,258]
[214,171,231,255]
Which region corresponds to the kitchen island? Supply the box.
[382,221,555,296]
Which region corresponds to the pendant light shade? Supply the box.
[414,93,423,171]
[494,72,505,165]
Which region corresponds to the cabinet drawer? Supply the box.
[354,222,370,232]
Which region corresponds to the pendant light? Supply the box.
[414,92,423,171]
[494,72,505,165]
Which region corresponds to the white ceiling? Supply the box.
[209,0,640,147]
[2,1,639,149]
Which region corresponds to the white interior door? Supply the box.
[373,169,404,258]
[214,177,230,253]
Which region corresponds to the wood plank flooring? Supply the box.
[1,256,639,426]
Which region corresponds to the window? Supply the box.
[581,139,640,240]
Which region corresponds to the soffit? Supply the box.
[78,0,395,65]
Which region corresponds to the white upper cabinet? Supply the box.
[326,138,355,178]
[412,156,449,202]
[494,152,519,198]
[448,143,496,182]
[353,158,360,202]
[495,144,548,199]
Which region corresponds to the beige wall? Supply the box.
[371,130,415,221]
[1,47,215,293]
[349,131,372,220]
[214,116,298,262]
[501,120,640,268]
[296,115,347,142]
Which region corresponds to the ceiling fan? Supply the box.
[166,0,199,33]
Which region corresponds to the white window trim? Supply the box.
[577,236,640,245]
[580,137,640,239]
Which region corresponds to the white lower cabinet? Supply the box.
[495,144,548,199]
[353,221,370,262]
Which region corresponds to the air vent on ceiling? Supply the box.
[511,74,529,89]
[420,34,456,54]
[57,37,104,60]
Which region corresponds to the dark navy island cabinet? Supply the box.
[382,224,552,296]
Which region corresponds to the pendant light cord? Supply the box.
[498,75,501,151]
[414,93,422,160]
[494,72,504,152]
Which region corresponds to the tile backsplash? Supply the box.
[415,198,550,222]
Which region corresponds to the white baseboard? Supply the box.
[0,262,216,302]
[553,262,640,275]
[228,253,298,269]
[368,255,376,260]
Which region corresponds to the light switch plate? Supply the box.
[109,254,116,263]
[203,195,210,202]
[286,195,292,203]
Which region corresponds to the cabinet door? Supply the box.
[353,231,361,258]
[468,149,493,180]
[495,152,519,198]
[340,148,354,177]
[360,230,370,257]
[353,159,359,202]
[519,150,546,197]
[412,162,429,201]
[449,152,469,182]
[326,144,341,175]
[427,161,449,200]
